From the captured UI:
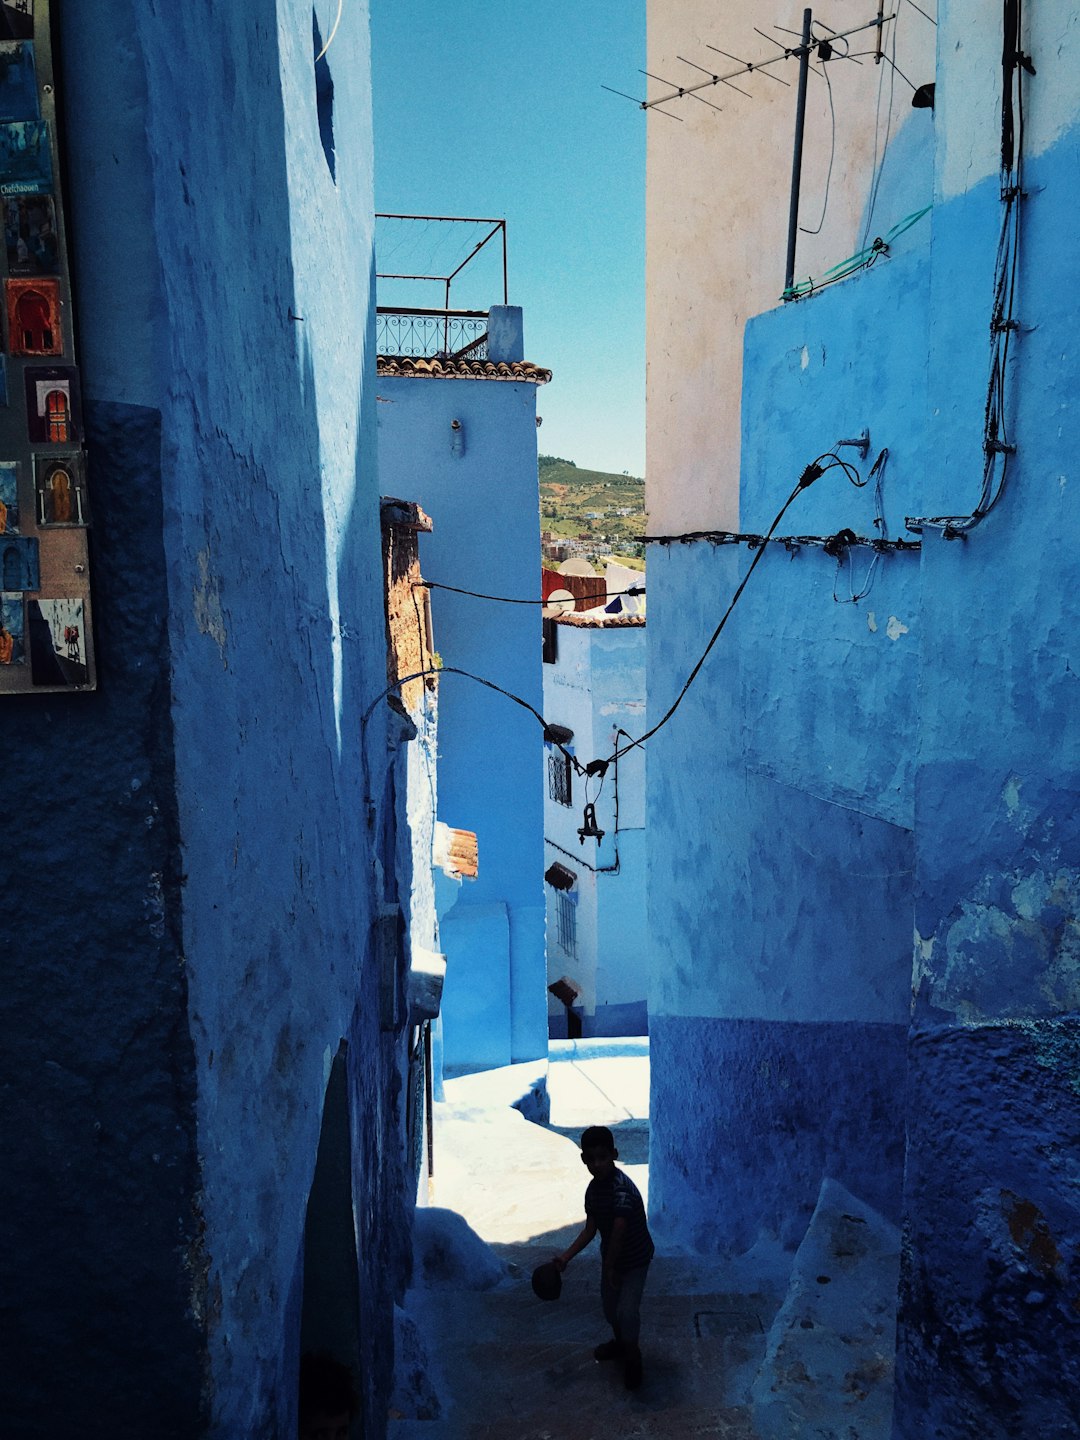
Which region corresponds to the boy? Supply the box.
[553,1125,654,1390]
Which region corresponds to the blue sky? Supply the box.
[370,1,646,477]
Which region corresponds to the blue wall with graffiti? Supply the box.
[647,5,1080,1432]
[2,4,415,1437]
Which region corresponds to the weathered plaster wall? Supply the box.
[376,367,548,1069]
[647,0,1080,1428]
[649,170,930,1248]
[1,398,205,1437]
[646,0,934,531]
[891,4,1080,1425]
[1,4,411,1437]
[543,621,647,1034]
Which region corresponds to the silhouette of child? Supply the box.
[553,1124,654,1390]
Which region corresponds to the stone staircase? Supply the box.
[386,1046,900,1440]
[390,1243,773,1440]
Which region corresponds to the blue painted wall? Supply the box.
[648,5,1080,1429]
[648,238,928,1256]
[377,362,549,1071]
[892,116,1080,1440]
[1,4,415,1436]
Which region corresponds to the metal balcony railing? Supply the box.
[376,308,488,360]
[375,214,507,359]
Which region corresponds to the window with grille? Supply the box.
[555,890,576,957]
[548,749,572,807]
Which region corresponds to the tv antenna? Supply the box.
[605,8,898,295]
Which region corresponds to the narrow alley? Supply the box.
[8,6,1079,1437]
[389,1042,898,1440]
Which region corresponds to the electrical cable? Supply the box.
[641,529,918,550]
[880,51,919,93]
[861,5,900,249]
[544,834,619,875]
[831,447,890,603]
[369,454,827,773]
[903,0,937,24]
[592,453,850,767]
[363,661,559,743]
[905,0,1028,537]
[800,57,836,236]
[314,0,344,63]
[416,579,644,607]
[784,203,931,300]
[373,451,903,791]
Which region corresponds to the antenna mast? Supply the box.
[784,9,814,295]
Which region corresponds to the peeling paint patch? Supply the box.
[193,547,228,665]
[932,865,1080,1017]
[867,611,878,633]
[800,345,810,370]
[144,870,166,940]
[1002,1190,1062,1278]
[599,699,645,716]
[885,615,909,641]
[1003,773,1022,815]
[912,929,935,999]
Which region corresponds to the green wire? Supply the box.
[782,203,933,300]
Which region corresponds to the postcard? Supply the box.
[5,192,57,274]
[0,588,23,664]
[0,119,50,194]
[0,459,17,533]
[0,42,37,121]
[29,595,89,687]
[7,276,61,354]
[35,452,86,525]
[25,364,81,442]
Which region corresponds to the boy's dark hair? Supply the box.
[299,1351,359,1419]
[580,1125,615,1151]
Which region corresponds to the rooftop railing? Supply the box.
[376,308,489,360]
[375,214,507,359]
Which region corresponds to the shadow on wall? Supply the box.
[312,10,335,182]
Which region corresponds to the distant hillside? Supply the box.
[538,454,645,568]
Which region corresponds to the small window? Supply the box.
[555,891,576,957]
[547,749,572,807]
[542,616,558,664]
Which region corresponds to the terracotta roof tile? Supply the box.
[550,612,646,628]
[377,355,551,384]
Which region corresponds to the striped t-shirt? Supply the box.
[585,1167,655,1273]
